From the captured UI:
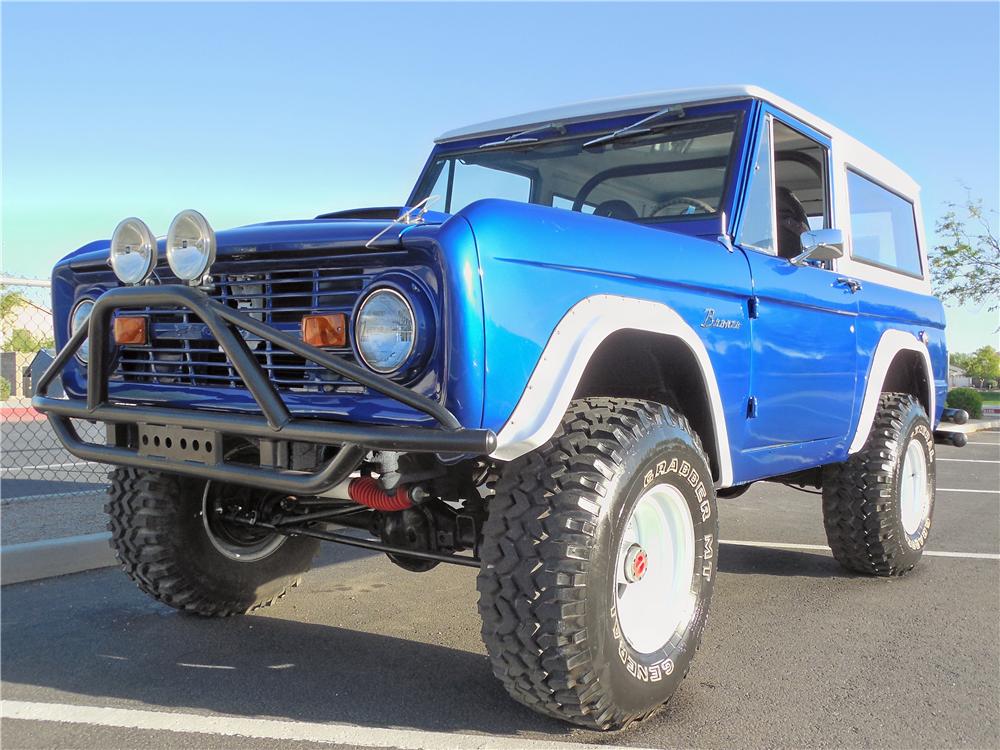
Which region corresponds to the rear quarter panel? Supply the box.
[854,282,948,428]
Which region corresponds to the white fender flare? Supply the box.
[490,295,734,487]
[848,329,935,454]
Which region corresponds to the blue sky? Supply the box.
[2,1,998,352]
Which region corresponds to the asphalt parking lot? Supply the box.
[2,432,998,749]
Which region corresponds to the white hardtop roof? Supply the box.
[436,84,918,196]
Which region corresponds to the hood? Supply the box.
[57,208,453,270]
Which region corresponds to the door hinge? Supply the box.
[748,295,759,319]
[746,396,758,419]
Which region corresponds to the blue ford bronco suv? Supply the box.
[37,85,967,729]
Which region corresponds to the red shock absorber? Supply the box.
[347,476,412,511]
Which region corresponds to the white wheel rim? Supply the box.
[899,437,930,536]
[614,482,697,654]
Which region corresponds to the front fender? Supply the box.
[458,199,751,486]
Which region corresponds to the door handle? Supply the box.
[836,277,862,293]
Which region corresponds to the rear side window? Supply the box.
[846,170,922,277]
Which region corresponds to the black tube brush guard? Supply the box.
[32,284,496,495]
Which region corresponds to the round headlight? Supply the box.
[70,298,95,364]
[355,288,416,374]
[110,217,158,285]
[166,209,216,282]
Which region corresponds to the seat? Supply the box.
[776,186,810,260]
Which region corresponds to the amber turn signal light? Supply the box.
[302,313,347,348]
[114,316,148,346]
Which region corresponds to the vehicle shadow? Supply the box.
[717,543,853,578]
[0,559,582,739]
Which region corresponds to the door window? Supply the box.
[772,120,830,261]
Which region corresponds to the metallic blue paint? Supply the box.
[736,109,860,449]
[49,93,948,487]
[455,198,753,445]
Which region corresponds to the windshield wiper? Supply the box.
[478,122,567,150]
[582,105,685,149]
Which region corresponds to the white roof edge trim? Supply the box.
[434,84,918,197]
[436,85,765,142]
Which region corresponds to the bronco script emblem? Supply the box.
[701,308,742,330]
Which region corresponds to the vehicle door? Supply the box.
[735,107,859,449]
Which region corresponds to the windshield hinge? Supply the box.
[717,210,734,253]
[748,296,759,319]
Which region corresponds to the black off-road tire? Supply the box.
[477,398,718,730]
[822,392,936,576]
[105,467,319,616]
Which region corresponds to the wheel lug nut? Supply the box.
[623,544,648,583]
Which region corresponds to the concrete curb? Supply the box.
[1,532,115,586]
[938,418,1000,434]
[0,406,45,422]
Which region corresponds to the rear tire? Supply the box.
[105,467,319,616]
[822,392,935,576]
[477,398,718,729]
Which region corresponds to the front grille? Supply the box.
[113,255,405,393]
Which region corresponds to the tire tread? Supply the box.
[822,392,928,577]
[105,467,301,616]
[477,397,710,730]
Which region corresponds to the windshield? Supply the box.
[413,113,741,222]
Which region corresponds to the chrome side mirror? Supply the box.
[791,228,844,265]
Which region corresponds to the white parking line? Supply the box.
[921,550,1000,559]
[720,539,1000,560]
[938,458,1000,464]
[938,488,1000,494]
[0,462,95,472]
[0,489,108,504]
[0,700,646,750]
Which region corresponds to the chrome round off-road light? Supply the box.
[70,298,95,364]
[110,217,158,285]
[166,209,216,283]
[354,288,416,374]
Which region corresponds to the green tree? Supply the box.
[930,194,999,311]
[949,351,974,372]
[0,289,27,331]
[965,345,1000,385]
[6,328,54,353]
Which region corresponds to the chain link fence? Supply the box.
[1,276,109,501]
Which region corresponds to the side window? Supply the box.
[737,118,775,254]
[846,170,922,277]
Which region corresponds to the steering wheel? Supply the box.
[650,196,716,217]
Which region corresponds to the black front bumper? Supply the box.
[33,284,495,494]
